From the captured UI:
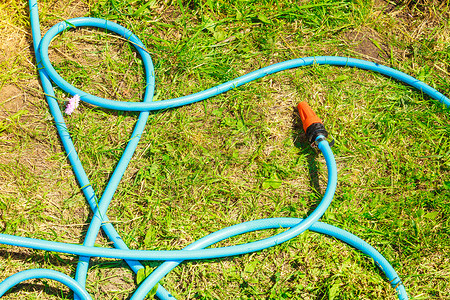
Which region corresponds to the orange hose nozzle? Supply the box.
[297,102,322,133]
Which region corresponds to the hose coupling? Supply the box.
[297,101,330,146]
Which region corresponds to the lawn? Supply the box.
[0,0,449,299]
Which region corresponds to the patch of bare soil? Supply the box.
[0,85,25,117]
[0,2,140,299]
[0,0,91,213]
[378,0,450,24]
[344,29,389,63]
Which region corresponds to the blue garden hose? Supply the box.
[1,0,449,299]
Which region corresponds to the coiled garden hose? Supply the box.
[1,0,449,299]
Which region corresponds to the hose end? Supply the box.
[297,102,328,145]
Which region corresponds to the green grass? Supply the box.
[0,0,449,299]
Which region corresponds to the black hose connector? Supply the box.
[305,122,329,144]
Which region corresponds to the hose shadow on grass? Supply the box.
[2,282,72,299]
[0,249,76,298]
[0,248,159,298]
[291,106,322,199]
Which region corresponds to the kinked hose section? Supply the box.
[0,0,448,299]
